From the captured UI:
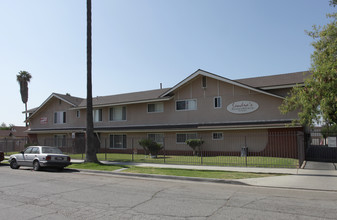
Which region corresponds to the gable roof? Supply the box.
[28,93,84,119]
[236,71,311,89]
[160,69,285,99]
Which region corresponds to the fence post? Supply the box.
[163,137,166,164]
[245,136,247,167]
[200,147,203,165]
[132,138,134,162]
[105,138,107,161]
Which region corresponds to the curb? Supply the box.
[73,168,249,185]
[72,169,337,192]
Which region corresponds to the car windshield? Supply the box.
[42,147,63,154]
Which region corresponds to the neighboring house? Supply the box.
[25,69,310,155]
[0,126,28,153]
[0,126,28,139]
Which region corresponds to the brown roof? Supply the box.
[0,126,27,138]
[236,71,312,88]
[78,88,171,107]
[28,70,310,112]
[53,93,84,106]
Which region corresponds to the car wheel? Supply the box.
[33,161,41,171]
[10,159,20,169]
[57,167,64,172]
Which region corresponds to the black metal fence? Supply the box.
[305,129,337,163]
[1,131,305,168]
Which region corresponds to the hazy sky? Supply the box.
[0,0,335,126]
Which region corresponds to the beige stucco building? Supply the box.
[25,69,310,156]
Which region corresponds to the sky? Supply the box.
[0,0,335,126]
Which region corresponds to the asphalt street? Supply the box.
[0,164,336,220]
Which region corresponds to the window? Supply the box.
[109,134,127,149]
[93,109,102,122]
[176,133,197,143]
[212,132,223,140]
[202,76,207,88]
[54,111,66,124]
[176,99,197,111]
[76,110,80,118]
[148,103,164,113]
[214,96,222,108]
[31,147,40,154]
[24,147,33,154]
[54,134,66,147]
[109,106,126,121]
[148,133,164,144]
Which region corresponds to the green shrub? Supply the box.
[139,138,162,158]
[186,139,204,156]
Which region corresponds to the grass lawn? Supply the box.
[67,162,283,179]
[69,153,299,168]
[68,162,127,171]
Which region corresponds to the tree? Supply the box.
[16,70,32,127]
[85,0,99,163]
[280,7,337,127]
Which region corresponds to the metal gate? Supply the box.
[305,129,337,163]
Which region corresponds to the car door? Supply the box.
[24,147,40,167]
[17,147,33,166]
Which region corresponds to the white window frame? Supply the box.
[176,99,197,111]
[54,111,66,124]
[147,103,164,113]
[109,106,126,121]
[147,133,164,145]
[212,132,223,140]
[176,133,197,144]
[93,109,102,122]
[214,96,222,109]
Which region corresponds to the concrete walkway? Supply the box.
[71,159,337,191]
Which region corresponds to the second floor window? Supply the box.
[214,96,222,108]
[54,111,66,124]
[148,103,163,113]
[109,106,126,121]
[176,99,197,111]
[93,109,102,122]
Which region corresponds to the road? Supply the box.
[0,165,336,220]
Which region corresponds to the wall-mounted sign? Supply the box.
[328,137,337,148]
[40,117,48,124]
[227,101,259,114]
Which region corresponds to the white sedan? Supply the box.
[9,146,71,171]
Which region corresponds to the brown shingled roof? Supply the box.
[0,126,27,138]
[53,93,84,106]
[236,71,312,88]
[77,88,171,108]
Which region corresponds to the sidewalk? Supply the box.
[71,159,337,191]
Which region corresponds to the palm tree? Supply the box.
[16,70,32,127]
[85,0,99,163]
